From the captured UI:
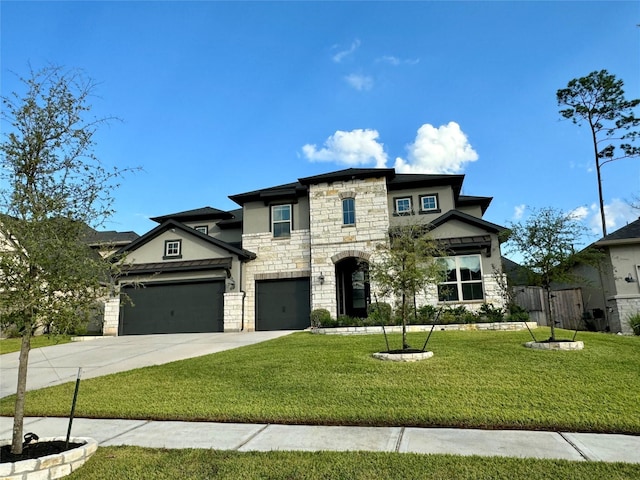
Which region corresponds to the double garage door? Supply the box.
[120,281,225,335]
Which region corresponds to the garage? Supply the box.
[120,280,225,335]
[256,278,310,331]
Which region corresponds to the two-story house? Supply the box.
[104,168,507,335]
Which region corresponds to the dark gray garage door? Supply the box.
[120,281,225,335]
[256,278,310,331]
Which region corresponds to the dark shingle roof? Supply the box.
[150,207,233,223]
[595,218,640,245]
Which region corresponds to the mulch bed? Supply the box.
[1,441,82,463]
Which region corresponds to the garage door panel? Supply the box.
[120,281,224,335]
[256,278,310,331]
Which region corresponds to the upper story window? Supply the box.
[194,225,208,235]
[342,197,355,225]
[438,255,483,302]
[420,194,439,213]
[272,204,291,238]
[395,197,412,215]
[164,239,182,259]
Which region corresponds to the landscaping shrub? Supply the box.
[310,309,334,328]
[506,304,530,322]
[628,313,640,335]
[367,302,392,325]
[479,303,505,322]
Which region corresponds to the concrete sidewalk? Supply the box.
[0,331,294,398]
[1,416,638,463]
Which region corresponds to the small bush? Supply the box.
[628,313,640,335]
[367,302,392,325]
[310,309,333,328]
[506,304,530,322]
[479,303,505,322]
[417,304,438,324]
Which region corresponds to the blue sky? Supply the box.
[1,1,639,246]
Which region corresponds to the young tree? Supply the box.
[557,70,640,237]
[369,223,446,351]
[503,208,600,341]
[0,65,129,454]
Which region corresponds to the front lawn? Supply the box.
[69,447,640,480]
[0,335,72,355]
[1,328,638,433]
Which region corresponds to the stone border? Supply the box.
[0,437,97,479]
[312,322,538,335]
[372,351,434,362]
[524,341,584,351]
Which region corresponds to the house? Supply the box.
[573,218,640,334]
[104,167,508,335]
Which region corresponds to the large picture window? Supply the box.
[438,255,484,301]
[272,204,291,238]
[342,197,355,225]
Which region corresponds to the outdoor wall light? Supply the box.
[319,272,325,285]
[228,278,236,290]
[625,274,635,283]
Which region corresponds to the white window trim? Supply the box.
[271,204,292,238]
[164,239,182,259]
[438,254,484,302]
[420,194,438,212]
[395,197,412,215]
[342,197,356,226]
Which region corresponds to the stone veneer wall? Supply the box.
[308,177,391,318]
[608,294,640,334]
[102,297,120,336]
[223,291,245,331]
[241,229,311,330]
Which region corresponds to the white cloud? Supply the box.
[345,73,373,91]
[569,205,590,221]
[588,198,638,235]
[393,122,479,174]
[513,204,527,220]
[301,129,388,168]
[332,39,361,63]
[377,55,420,66]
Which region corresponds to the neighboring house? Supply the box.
[105,167,508,335]
[573,218,640,334]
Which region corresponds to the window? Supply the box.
[164,240,182,259]
[342,198,355,225]
[395,197,412,215]
[194,225,208,234]
[438,255,484,301]
[420,194,439,212]
[272,204,291,238]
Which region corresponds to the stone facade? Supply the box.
[608,294,640,334]
[102,297,120,336]
[242,229,311,330]
[223,291,245,332]
[308,177,390,318]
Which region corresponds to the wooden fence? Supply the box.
[513,286,585,330]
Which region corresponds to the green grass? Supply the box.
[69,447,640,480]
[1,328,639,433]
[0,335,72,354]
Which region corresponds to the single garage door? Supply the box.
[120,280,225,335]
[256,278,310,331]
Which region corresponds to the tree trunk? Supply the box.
[546,287,556,342]
[402,292,408,350]
[11,331,31,454]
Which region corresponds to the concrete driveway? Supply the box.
[0,331,294,398]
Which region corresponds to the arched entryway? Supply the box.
[335,257,370,318]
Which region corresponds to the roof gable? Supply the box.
[429,210,506,235]
[116,219,255,260]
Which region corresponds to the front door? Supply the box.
[336,258,370,318]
